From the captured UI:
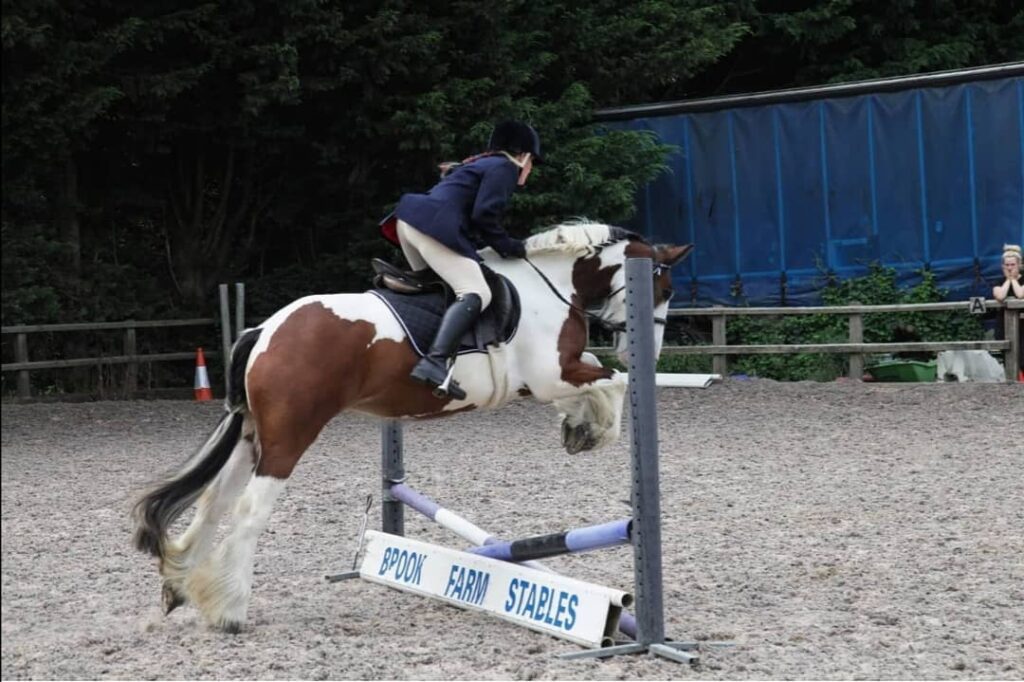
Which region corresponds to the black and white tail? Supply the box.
[133,328,263,559]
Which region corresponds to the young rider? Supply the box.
[384,121,541,397]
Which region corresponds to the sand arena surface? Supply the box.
[2,380,1022,680]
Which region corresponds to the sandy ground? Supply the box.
[2,380,1022,680]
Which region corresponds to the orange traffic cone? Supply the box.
[194,347,213,401]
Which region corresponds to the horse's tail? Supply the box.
[132,328,263,558]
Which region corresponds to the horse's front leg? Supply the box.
[538,355,629,454]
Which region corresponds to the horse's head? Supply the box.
[521,222,692,454]
[606,233,693,363]
[525,222,693,364]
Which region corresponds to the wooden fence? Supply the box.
[4,291,1021,399]
[1,284,246,399]
[593,298,1022,381]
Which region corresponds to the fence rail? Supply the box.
[637,298,1022,381]
[4,293,1020,399]
[1,284,246,399]
[1,318,216,333]
[2,351,217,372]
[662,301,1006,315]
[1,320,222,399]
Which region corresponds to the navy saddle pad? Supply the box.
[368,263,521,357]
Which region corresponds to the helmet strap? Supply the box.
[499,151,529,168]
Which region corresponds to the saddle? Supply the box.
[369,259,521,357]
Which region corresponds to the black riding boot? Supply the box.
[409,293,482,399]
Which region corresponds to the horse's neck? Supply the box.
[489,252,589,368]
[486,253,578,313]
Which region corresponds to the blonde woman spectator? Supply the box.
[992,244,1023,301]
[991,244,1023,379]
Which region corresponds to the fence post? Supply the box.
[15,333,30,398]
[381,420,405,536]
[124,325,138,396]
[219,284,232,396]
[624,257,665,646]
[848,304,863,380]
[235,282,246,338]
[1004,303,1020,382]
[712,311,728,377]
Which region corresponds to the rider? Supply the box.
[385,120,542,396]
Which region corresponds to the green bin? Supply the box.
[865,360,937,382]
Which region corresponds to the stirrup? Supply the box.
[434,367,466,401]
[410,358,466,400]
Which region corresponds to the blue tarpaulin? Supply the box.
[614,74,1024,306]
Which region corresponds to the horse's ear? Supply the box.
[658,244,694,267]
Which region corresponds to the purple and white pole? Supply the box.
[467,519,632,562]
[387,482,639,640]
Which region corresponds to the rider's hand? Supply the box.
[503,239,526,259]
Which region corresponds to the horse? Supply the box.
[132,221,693,632]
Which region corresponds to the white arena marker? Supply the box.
[358,531,632,649]
[623,373,722,388]
[658,373,721,388]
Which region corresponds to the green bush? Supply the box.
[592,352,712,374]
[723,264,986,381]
[656,353,713,374]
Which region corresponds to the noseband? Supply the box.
[522,255,668,334]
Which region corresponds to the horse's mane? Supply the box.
[523,220,644,258]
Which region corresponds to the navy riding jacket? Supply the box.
[393,155,525,261]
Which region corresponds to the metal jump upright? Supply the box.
[558,256,699,663]
[366,257,701,663]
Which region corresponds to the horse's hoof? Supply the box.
[561,419,576,449]
[162,583,186,615]
[562,422,588,455]
[561,420,602,454]
[579,433,600,452]
[219,620,243,634]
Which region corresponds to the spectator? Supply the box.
[992,244,1023,302]
[991,244,1023,378]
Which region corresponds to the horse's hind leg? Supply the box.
[185,405,328,632]
[160,431,256,613]
[185,304,366,631]
[185,472,287,631]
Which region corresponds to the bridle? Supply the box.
[522,255,669,334]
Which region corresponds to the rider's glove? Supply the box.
[502,239,526,259]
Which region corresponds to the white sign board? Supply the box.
[358,530,630,648]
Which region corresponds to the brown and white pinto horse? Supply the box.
[133,221,692,632]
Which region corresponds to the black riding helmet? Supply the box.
[487,121,543,163]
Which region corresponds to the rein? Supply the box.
[522,256,667,333]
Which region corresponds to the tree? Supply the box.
[3,0,141,279]
[691,0,1023,95]
[7,0,1014,327]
